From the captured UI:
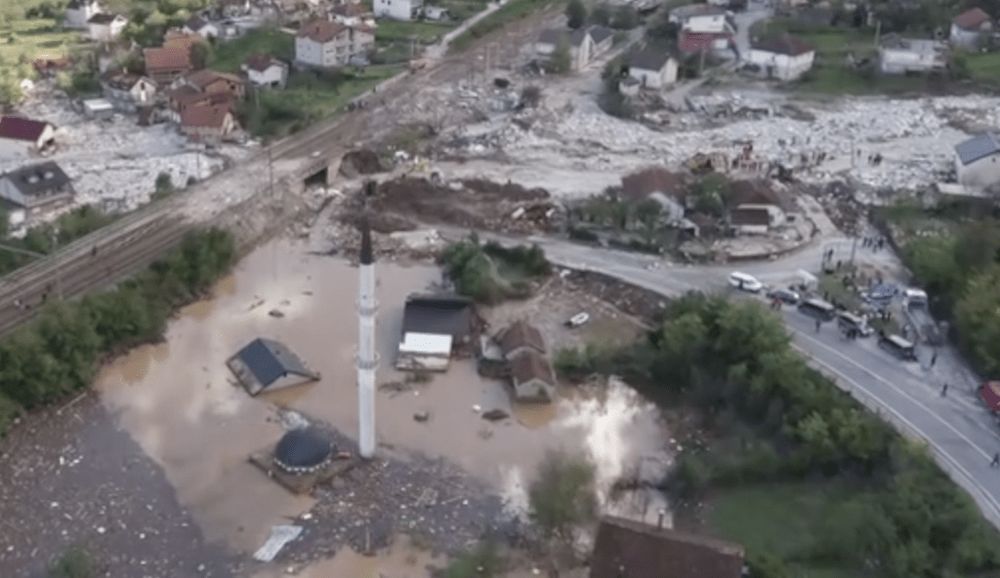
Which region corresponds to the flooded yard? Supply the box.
[26,237,673,573]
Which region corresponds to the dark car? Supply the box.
[767,287,800,305]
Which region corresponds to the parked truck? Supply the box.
[903,288,944,346]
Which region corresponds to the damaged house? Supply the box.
[396,294,474,372]
[0,161,75,228]
[227,337,320,396]
[0,116,56,157]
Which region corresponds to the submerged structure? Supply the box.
[227,337,320,396]
[274,427,334,475]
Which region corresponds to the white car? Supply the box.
[728,271,763,293]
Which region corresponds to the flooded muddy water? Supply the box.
[253,535,445,578]
[95,238,672,562]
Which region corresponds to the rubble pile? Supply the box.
[338,149,385,177]
[437,92,1000,199]
[276,424,513,565]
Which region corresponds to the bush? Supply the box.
[443,542,504,578]
[49,546,95,578]
[529,450,598,540]
[439,237,549,304]
[671,453,711,498]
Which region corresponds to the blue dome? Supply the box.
[274,427,332,474]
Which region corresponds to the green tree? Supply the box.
[633,198,663,243]
[611,5,639,29]
[153,171,174,200]
[955,264,1000,375]
[590,3,611,25]
[0,74,22,108]
[190,41,212,70]
[49,546,95,578]
[566,0,588,29]
[528,450,598,540]
[0,205,8,238]
[549,38,572,74]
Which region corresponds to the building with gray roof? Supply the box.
[955,133,1000,190]
[227,337,320,396]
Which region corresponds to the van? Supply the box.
[728,272,763,293]
[798,298,836,322]
[837,311,872,336]
[878,334,917,361]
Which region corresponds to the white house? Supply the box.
[101,74,158,110]
[510,350,556,403]
[535,26,611,71]
[669,4,730,33]
[183,15,220,39]
[373,0,423,21]
[0,116,56,158]
[423,5,450,21]
[295,19,375,68]
[878,35,947,74]
[746,34,815,80]
[87,13,127,42]
[0,161,75,225]
[950,8,993,50]
[627,48,678,89]
[955,133,1000,190]
[242,54,289,89]
[64,0,102,29]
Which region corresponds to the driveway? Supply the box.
[732,1,774,59]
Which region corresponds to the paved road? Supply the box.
[483,232,1000,529]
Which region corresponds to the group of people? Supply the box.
[861,236,887,251]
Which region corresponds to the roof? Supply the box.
[185,15,209,31]
[879,34,943,54]
[181,104,233,129]
[671,3,726,19]
[953,7,991,30]
[538,28,568,45]
[590,517,745,578]
[87,13,123,24]
[332,2,371,16]
[298,18,347,43]
[231,338,316,387]
[67,0,99,8]
[588,25,614,44]
[163,30,203,51]
[678,30,731,53]
[0,161,72,199]
[274,427,332,472]
[955,133,1000,165]
[244,53,285,72]
[620,167,687,202]
[510,350,555,386]
[401,294,474,339]
[727,179,785,208]
[751,34,813,56]
[0,116,52,142]
[103,72,157,91]
[730,206,771,226]
[499,320,546,356]
[628,47,674,71]
[186,69,243,89]
[144,47,192,71]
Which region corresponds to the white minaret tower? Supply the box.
[357,189,377,459]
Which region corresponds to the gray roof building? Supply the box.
[227,338,320,396]
[955,133,1000,166]
[628,47,674,71]
[401,294,474,341]
[0,161,74,210]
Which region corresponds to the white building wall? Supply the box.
[296,36,333,67]
[373,0,422,21]
[956,153,1000,189]
[629,60,677,89]
[879,47,940,73]
[950,24,985,49]
[683,14,726,33]
[746,49,814,80]
[248,65,287,87]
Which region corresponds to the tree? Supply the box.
[153,172,174,200]
[691,173,729,217]
[0,205,8,239]
[611,5,639,29]
[955,264,1000,375]
[549,38,572,74]
[0,74,22,108]
[634,198,662,244]
[190,41,212,70]
[528,450,598,540]
[590,3,611,25]
[566,0,587,30]
[49,546,96,578]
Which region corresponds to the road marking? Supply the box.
[795,343,1000,520]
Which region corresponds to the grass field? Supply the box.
[965,51,1000,85]
[208,28,294,73]
[0,17,89,63]
[705,481,860,578]
[375,20,456,45]
[242,64,404,138]
[449,0,560,53]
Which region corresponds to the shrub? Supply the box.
[49,546,95,578]
[529,450,598,539]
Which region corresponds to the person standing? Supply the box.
[991,452,1000,468]
[930,351,938,367]
[941,383,949,397]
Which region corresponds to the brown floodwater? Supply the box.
[95,238,672,559]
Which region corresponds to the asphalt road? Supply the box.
[496,232,1000,529]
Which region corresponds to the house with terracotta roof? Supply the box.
[242,54,289,89]
[590,516,744,578]
[144,47,194,84]
[746,34,815,80]
[0,116,56,157]
[509,349,556,402]
[178,69,245,100]
[0,161,75,226]
[950,8,993,49]
[87,13,127,42]
[331,2,377,27]
[180,104,238,142]
[498,320,546,360]
[295,19,375,68]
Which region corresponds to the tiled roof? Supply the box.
[0,116,52,142]
[628,47,674,72]
[186,69,243,89]
[143,47,192,71]
[499,320,546,356]
[1,161,71,199]
[181,104,232,129]
[953,7,991,30]
[510,350,555,386]
[297,19,347,43]
[244,53,284,72]
[955,133,1000,165]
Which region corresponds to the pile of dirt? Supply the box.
[339,149,385,177]
[460,178,548,202]
[566,270,669,324]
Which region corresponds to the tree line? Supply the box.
[556,293,1000,578]
[0,228,235,433]
[900,218,1000,376]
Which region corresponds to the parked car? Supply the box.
[565,312,590,328]
[766,287,800,305]
[878,334,917,361]
[728,271,763,293]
